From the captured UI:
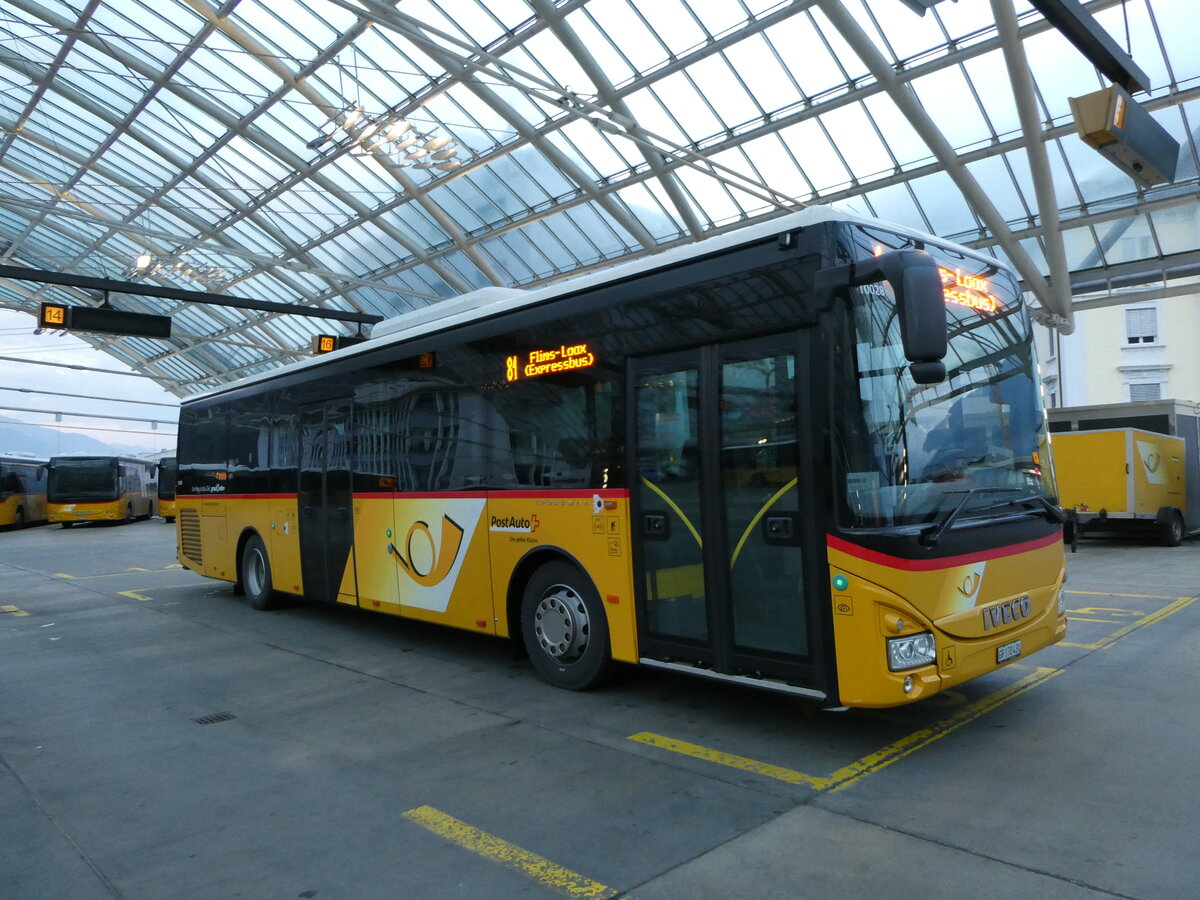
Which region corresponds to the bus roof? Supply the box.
[48,454,159,467]
[185,206,1005,405]
[0,453,48,464]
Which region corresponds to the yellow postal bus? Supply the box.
[175,208,1067,708]
[0,454,48,529]
[48,455,158,526]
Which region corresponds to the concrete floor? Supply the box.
[1,520,1196,899]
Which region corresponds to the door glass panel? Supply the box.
[721,352,807,657]
[636,366,707,642]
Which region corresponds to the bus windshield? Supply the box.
[835,258,1056,530]
[158,458,177,501]
[49,459,118,502]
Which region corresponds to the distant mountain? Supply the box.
[0,415,137,458]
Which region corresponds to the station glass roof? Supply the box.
[0,0,1197,394]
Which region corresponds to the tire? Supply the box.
[125,504,133,523]
[520,560,611,691]
[13,507,24,529]
[1158,511,1184,547]
[240,534,279,610]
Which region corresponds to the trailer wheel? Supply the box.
[1158,511,1184,547]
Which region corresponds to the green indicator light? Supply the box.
[386,528,393,538]
[832,574,849,591]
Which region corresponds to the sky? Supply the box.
[0,306,180,456]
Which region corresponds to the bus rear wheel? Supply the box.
[520,560,611,691]
[13,507,24,529]
[241,534,279,610]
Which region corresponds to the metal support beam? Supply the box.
[1071,280,1200,312]
[817,0,1057,320]
[1028,0,1150,93]
[992,0,1075,333]
[0,266,383,325]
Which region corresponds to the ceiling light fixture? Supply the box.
[306,104,467,173]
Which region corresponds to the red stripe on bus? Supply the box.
[181,493,279,500]
[180,489,630,501]
[353,489,630,500]
[826,531,1062,571]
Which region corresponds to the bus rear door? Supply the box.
[299,401,356,604]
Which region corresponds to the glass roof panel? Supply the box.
[1,0,1199,393]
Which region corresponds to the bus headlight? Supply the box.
[887,632,936,671]
[1058,588,1067,617]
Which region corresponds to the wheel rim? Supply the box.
[246,549,266,596]
[533,583,589,664]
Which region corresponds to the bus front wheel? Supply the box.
[241,535,279,611]
[520,561,611,691]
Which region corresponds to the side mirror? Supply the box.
[817,249,948,384]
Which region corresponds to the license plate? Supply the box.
[996,639,1022,663]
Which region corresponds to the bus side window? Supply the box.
[492,377,618,490]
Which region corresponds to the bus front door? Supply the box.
[299,401,356,604]
[632,339,824,695]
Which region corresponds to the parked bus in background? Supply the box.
[0,453,48,529]
[175,208,1066,709]
[157,456,178,522]
[48,455,157,527]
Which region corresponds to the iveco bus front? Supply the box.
[825,223,1067,707]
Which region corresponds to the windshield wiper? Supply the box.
[993,494,1068,525]
[919,488,1063,547]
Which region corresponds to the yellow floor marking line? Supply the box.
[117,585,200,603]
[630,666,1062,793]
[627,732,830,789]
[1061,595,1194,650]
[54,565,181,580]
[1067,617,1124,624]
[1064,590,1175,600]
[403,806,619,899]
[1069,607,1143,616]
[2,604,30,616]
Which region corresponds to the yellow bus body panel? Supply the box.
[485,493,638,663]
[158,498,177,519]
[179,490,640,663]
[1,492,47,526]
[347,491,637,659]
[49,497,130,523]
[827,534,1066,708]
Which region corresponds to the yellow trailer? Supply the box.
[1053,428,1187,545]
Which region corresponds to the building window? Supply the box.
[1129,382,1162,402]
[1125,307,1157,344]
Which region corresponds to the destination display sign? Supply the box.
[505,343,596,381]
[940,267,1001,314]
